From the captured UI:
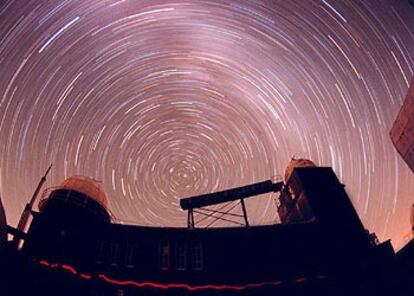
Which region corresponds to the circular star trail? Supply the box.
[0,0,413,248]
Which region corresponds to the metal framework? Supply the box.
[180,180,283,228]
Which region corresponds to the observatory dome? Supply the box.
[39,175,111,224]
[59,176,108,208]
[284,158,316,183]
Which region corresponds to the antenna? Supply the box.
[12,164,52,248]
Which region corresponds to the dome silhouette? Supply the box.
[284,158,316,183]
[58,176,108,208]
[38,175,111,224]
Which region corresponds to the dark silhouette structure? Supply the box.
[389,75,414,295]
[1,162,406,296]
[0,195,6,245]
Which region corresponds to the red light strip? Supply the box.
[61,264,77,275]
[80,273,92,280]
[98,274,283,291]
[33,259,326,292]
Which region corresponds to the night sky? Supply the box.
[0,0,413,248]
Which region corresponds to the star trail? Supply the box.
[0,0,413,248]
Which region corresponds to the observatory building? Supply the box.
[389,76,414,295]
[0,161,402,296]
